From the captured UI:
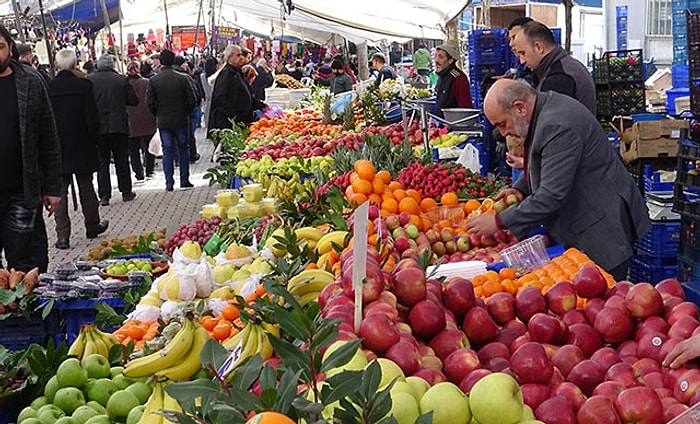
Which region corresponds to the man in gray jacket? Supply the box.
[466,79,650,280]
[88,54,139,205]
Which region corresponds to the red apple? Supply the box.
[486,292,516,325]
[428,328,470,361]
[567,359,605,396]
[520,383,551,410]
[657,388,674,399]
[419,354,443,371]
[535,395,576,424]
[668,316,700,340]
[656,278,685,300]
[462,306,499,345]
[528,313,569,345]
[363,299,399,321]
[607,280,633,299]
[384,341,422,376]
[407,300,446,340]
[341,259,386,303]
[659,337,683,366]
[576,396,622,424]
[666,301,700,325]
[642,370,665,389]
[593,380,626,404]
[624,282,664,319]
[358,314,400,354]
[614,386,663,424]
[458,368,491,394]
[604,295,626,311]
[664,403,689,423]
[562,308,587,326]
[494,328,521,351]
[636,331,668,362]
[442,278,476,316]
[442,348,481,384]
[515,287,547,323]
[594,307,634,344]
[411,368,446,385]
[504,319,527,335]
[673,368,700,404]
[510,342,554,384]
[546,281,578,315]
[552,381,587,412]
[591,347,621,370]
[509,333,532,353]
[392,266,427,307]
[477,342,511,364]
[584,297,605,325]
[318,281,343,309]
[605,362,643,389]
[483,356,510,372]
[664,296,685,317]
[633,357,661,376]
[568,323,604,358]
[552,344,585,378]
[635,315,670,340]
[573,265,608,299]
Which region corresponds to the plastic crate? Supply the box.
[593,50,644,83]
[630,256,679,283]
[635,220,681,256]
[230,175,254,189]
[0,312,56,351]
[673,64,690,88]
[682,282,700,305]
[679,254,700,281]
[53,298,125,345]
[468,46,506,66]
[469,63,507,86]
[468,29,507,51]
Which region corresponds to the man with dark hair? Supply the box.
[88,54,139,205]
[466,79,650,280]
[146,49,197,192]
[329,59,352,94]
[0,25,62,271]
[412,43,432,77]
[314,56,333,86]
[371,52,396,87]
[511,21,596,114]
[434,43,473,118]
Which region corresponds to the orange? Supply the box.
[354,160,376,181]
[483,270,500,282]
[502,279,518,295]
[471,274,487,287]
[393,189,407,201]
[344,184,355,200]
[420,198,438,212]
[368,193,382,206]
[245,411,296,424]
[371,178,386,194]
[222,304,240,321]
[376,170,392,184]
[498,267,517,280]
[127,325,146,340]
[388,181,403,191]
[464,199,481,214]
[200,315,218,331]
[474,286,484,298]
[351,179,372,195]
[483,279,504,297]
[349,193,368,205]
[441,192,459,206]
[437,219,452,231]
[381,198,399,214]
[399,197,421,215]
[349,171,361,184]
[213,321,233,341]
[405,189,422,203]
[367,220,375,235]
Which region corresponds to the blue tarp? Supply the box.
[48,0,119,32]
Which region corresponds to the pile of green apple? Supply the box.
[235,155,333,181]
[17,355,150,424]
[430,132,468,148]
[104,259,161,276]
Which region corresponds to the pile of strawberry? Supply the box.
[396,161,503,200]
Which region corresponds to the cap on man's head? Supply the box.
[150,52,161,61]
[436,43,460,61]
[174,55,186,67]
[159,49,175,67]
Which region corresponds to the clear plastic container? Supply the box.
[247,202,266,217]
[236,203,252,217]
[241,184,264,203]
[202,204,227,219]
[262,198,278,214]
[216,189,240,206]
[226,206,239,219]
[498,235,550,276]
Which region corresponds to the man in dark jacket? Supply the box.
[371,53,396,87]
[329,59,353,94]
[49,49,109,249]
[512,21,596,115]
[88,54,139,205]
[208,45,265,132]
[146,49,197,192]
[126,61,157,181]
[434,43,473,118]
[0,25,62,272]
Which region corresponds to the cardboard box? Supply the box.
[617,116,687,162]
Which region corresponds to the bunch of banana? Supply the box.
[287,269,336,305]
[222,321,279,378]
[294,226,325,251]
[68,324,121,360]
[138,380,183,424]
[316,230,349,257]
[155,320,210,381]
[124,318,195,378]
[266,175,306,203]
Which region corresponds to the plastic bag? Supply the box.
[149,131,162,157]
[457,143,482,174]
[171,260,214,298]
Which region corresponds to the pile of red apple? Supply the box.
[318,245,700,424]
[240,133,362,161]
[361,121,441,146]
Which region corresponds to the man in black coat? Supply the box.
[208,45,265,133]
[49,49,109,249]
[88,54,139,205]
[146,49,197,192]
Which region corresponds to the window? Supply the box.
[647,0,672,36]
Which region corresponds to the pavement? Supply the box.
[46,128,220,267]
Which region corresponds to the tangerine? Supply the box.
[405,189,422,203]
[399,197,421,215]
[368,193,383,205]
[371,178,386,194]
[388,181,403,191]
[464,199,481,214]
[213,321,233,341]
[420,198,438,212]
[441,192,459,206]
[222,304,240,321]
[376,170,392,184]
[354,160,376,181]
[351,179,373,195]
[498,267,517,280]
[201,316,218,331]
[381,198,399,214]
[350,193,368,205]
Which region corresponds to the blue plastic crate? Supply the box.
[469,63,507,86]
[468,29,508,50]
[551,28,562,46]
[230,175,254,189]
[468,47,506,66]
[630,256,679,283]
[52,298,125,345]
[682,282,700,305]
[673,0,688,8]
[673,64,690,88]
[679,255,700,281]
[635,220,681,256]
[0,312,55,351]
[667,87,691,114]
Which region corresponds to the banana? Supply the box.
[239,324,261,361]
[316,230,349,255]
[299,239,317,251]
[316,251,331,268]
[258,323,278,361]
[89,328,110,358]
[295,227,325,243]
[297,291,321,306]
[161,382,184,416]
[68,329,86,359]
[222,322,249,351]
[82,330,99,358]
[139,379,164,424]
[157,322,209,382]
[288,269,336,296]
[124,319,195,378]
[96,328,121,348]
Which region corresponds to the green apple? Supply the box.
[56,358,88,388]
[468,372,523,424]
[81,354,111,379]
[518,421,544,424]
[31,397,48,410]
[109,366,124,379]
[54,417,79,424]
[520,405,535,421]
[84,378,118,407]
[21,418,43,424]
[18,406,38,423]
[111,374,135,390]
[83,415,110,424]
[389,391,421,424]
[125,405,144,424]
[44,376,61,403]
[419,382,470,424]
[370,358,405,390]
[405,376,430,402]
[323,340,368,377]
[71,405,99,424]
[37,405,63,417]
[54,387,86,415]
[106,390,140,422]
[85,401,106,415]
[125,381,152,404]
[38,406,65,424]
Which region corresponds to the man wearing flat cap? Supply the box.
[148,53,162,77]
[434,43,473,118]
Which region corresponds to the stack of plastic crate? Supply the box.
[617,6,628,51]
[630,219,681,283]
[594,49,646,122]
[688,9,700,115]
[674,139,700,281]
[468,28,508,109]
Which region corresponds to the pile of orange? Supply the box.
[200,313,243,342]
[247,109,342,143]
[469,248,615,306]
[113,320,160,350]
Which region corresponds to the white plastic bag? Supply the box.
[171,260,214,298]
[457,143,482,174]
[149,131,162,157]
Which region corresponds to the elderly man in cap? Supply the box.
[148,52,162,77]
[434,43,473,118]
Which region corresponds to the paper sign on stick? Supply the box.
[352,201,369,333]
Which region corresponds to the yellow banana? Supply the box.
[299,239,317,250]
[96,327,121,348]
[124,319,194,378]
[139,378,164,424]
[259,322,280,359]
[289,270,336,298]
[161,382,184,416]
[88,328,109,358]
[157,322,209,382]
[288,269,336,287]
[239,324,261,361]
[295,227,325,242]
[297,291,321,306]
[82,330,99,359]
[68,329,86,359]
[316,251,331,268]
[316,231,349,255]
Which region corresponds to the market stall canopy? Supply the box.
[0,0,119,32]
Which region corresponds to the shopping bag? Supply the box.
[457,143,482,174]
[149,131,162,157]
